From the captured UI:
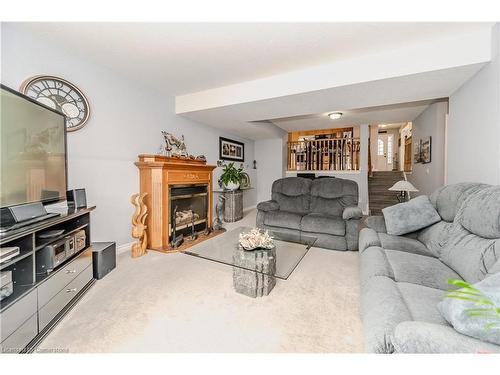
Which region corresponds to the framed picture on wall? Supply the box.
[413,140,422,163]
[219,137,245,162]
[421,136,432,164]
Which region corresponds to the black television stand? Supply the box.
[0,206,96,353]
[0,212,61,233]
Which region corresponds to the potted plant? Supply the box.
[220,162,243,190]
[446,279,500,330]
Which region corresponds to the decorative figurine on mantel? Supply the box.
[131,192,148,258]
[161,131,188,157]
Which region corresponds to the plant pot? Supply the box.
[223,181,240,191]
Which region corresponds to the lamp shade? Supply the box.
[388,180,419,192]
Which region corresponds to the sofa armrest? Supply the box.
[257,200,279,212]
[364,215,387,233]
[392,321,500,354]
[342,206,363,220]
[359,228,381,253]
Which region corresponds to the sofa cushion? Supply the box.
[392,321,500,353]
[439,225,499,284]
[309,178,358,216]
[361,276,412,353]
[263,210,303,230]
[361,247,394,282]
[301,213,345,236]
[382,195,441,236]
[385,249,461,290]
[438,272,500,346]
[416,221,455,257]
[460,185,500,239]
[429,182,488,222]
[378,233,432,257]
[307,232,347,251]
[397,283,447,325]
[271,177,311,214]
[365,216,387,233]
[272,176,311,196]
[489,258,500,275]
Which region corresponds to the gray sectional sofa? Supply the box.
[359,183,500,353]
[256,177,363,250]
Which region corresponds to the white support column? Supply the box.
[359,124,370,214]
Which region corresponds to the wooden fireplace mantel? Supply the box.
[135,154,216,252]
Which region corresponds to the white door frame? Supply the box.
[375,133,394,171]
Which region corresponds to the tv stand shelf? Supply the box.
[0,206,96,353]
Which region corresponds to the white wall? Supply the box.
[447,24,500,185]
[358,124,369,213]
[1,24,256,246]
[407,102,448,196]
[254,137,287,202]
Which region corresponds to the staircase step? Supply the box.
[368,171,404,214]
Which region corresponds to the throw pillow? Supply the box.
[438,273,500,346]
[382,195,441,236]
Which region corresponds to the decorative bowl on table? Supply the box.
[238,228,275,251]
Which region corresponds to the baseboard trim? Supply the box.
[243,205,256,213]
[116,242,133,255]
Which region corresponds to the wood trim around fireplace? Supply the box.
[135,155,216,252]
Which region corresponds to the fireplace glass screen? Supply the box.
[169,184,208,240]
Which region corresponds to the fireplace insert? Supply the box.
[169,184,208,242]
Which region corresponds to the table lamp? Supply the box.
[388,180,419,202]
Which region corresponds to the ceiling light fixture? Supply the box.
[328,112,342,120]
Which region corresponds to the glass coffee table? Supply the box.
[183,227,317,297]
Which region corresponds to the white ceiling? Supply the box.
[269,100,441,132]
[378,123,408,130]
[180,63,484,139]
[12,22,491,96]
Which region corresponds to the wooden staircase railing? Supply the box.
[287,138,361,171]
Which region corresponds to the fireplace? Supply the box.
[135,154,216,252]
[169,184,208,241]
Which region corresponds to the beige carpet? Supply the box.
[38,210,363,352]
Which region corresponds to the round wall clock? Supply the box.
[20,75,90,132]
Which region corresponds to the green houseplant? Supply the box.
[446,279,500,331]
[220,162,243,190]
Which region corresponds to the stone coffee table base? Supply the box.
[232,247,276,298]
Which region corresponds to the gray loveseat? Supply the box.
[359,182,500,353]
[256,177,362,250]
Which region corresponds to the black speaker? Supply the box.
[92,242,116,280]
[0,202,47,227]
[66,189,87,209]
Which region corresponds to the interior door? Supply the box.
[404,136,412,172]
[376,133,391,171]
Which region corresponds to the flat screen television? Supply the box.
[0,84,67,208]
